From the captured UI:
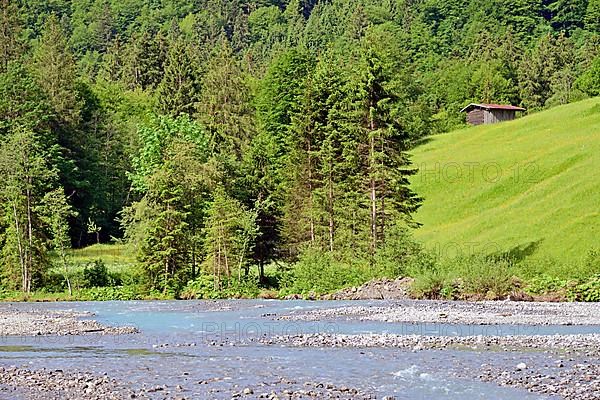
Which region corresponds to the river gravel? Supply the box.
[261,333,600,400]
[260,332,600,354]
[2,300,599,399]
[0,367,145,400]
[0,307,138,336]
[277,300,600,325]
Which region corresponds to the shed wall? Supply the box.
[467,109,485,125]
[485,109,516,123]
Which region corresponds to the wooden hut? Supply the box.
[460,103,526,125]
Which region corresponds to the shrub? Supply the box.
[82,260,111,287]
[410,255,515,300]
[180,275,260,299]
[568,275,600,302]
[410,268,450,299]
[280,248,373,296]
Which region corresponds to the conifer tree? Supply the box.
[157,26,200,117]
[40,189,77,295]
[0,128,57,292]
[197,37,254,161]
[203,187,257,290]
[586,0,600,32]
[32,15,82,126]
[0,0,24,73]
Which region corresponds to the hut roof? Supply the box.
[460,103,526,113]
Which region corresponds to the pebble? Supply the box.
[277,300,600,326]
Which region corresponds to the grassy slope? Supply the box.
[410,98,600,264]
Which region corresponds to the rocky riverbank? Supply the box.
[0,367,145,400]
[263,332,600,400]
[323,278,414,300]
[0,307,138,336]
[277,300,600,325]
[261,332,600,355]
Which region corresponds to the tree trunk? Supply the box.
[308,139,315,244]
[25,182,33,293]
[64,260,72,296]
[369,133,377,254]
[328,166,334,253]
[12,202,26,292]
[259,260,265,284]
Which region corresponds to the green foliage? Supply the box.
[156,27,200,116]
[410,255,515,300]
[525,274,569,295]
[32,14,82,125]
[202,187,258,289]
[2,0,600,300]
[577,54,600,95]
[180,274,260,299]
[569,275,600,302]
[281,247,372,296]
[82,260,111,287]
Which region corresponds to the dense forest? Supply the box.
[1,0,599,297]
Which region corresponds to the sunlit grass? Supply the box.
[65,243,136,273]
[411,98,600,264]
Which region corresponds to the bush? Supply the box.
[180,275,260,299]
[525,274,569,295]
[410,268,450,299]
[82,260,111,287]
[374,225,434,278]
[410,255,515,300]
[568,275,600,302]
[280,248,373,296]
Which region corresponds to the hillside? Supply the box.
[410,98,600,264]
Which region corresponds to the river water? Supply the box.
[1,300,594,399]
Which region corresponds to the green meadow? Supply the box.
[411,98,600,266]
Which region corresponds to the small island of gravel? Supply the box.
[0,306,138,336]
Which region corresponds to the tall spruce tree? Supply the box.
[32,15,82,126]
[0,0,24,73]
[197,37,254,163]
[157,26,200,117]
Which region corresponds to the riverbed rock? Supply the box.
[326,277,414,300]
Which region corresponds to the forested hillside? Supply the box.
[1,0,599,297]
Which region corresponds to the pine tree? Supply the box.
[197,37,254,161]
[519,33,574,109]
[0,0,24,73]
[124,115,210,290]
[203,187,257,290]
[157,26,200,117]
[32,15,82,126]
[120,31,166,90]
[0,62,54,134]
[40,189,77,295]
[545,0,588,34]
[586,0,600,32]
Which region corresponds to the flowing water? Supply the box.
[1,300,596,399]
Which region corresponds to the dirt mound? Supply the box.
[325,277,414,300]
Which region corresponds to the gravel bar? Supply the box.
[262,332,600,400]
[278,300,600,325]
[0,307,138,336]
[0,367,146,400]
